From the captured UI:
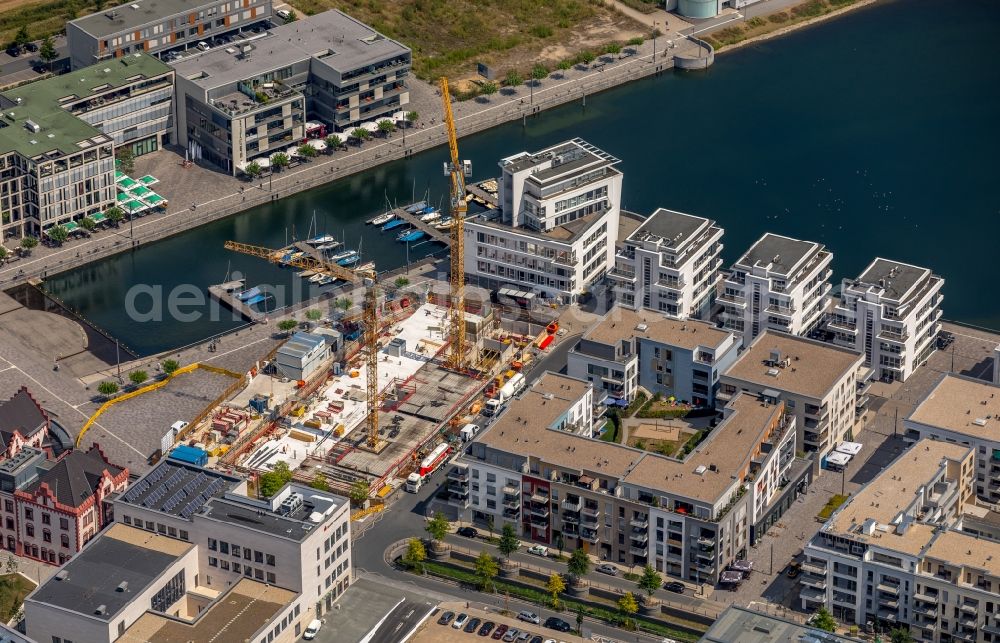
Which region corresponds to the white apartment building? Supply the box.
[464,139,623,304]
[904,374,1000,507]
[829,258,944,382]
[798,438,1000,643]
[609,208,724,319]
[720,233,833,346]
[25,458,351,643]
[447,371,809,584]
[720,331,866,465]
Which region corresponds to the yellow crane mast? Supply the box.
[223,241,383,449]
[439,77,469,372]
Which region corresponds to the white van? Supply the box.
[276,8,291,20]
[303,619,322,639]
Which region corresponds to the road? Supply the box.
[0,35,68,87]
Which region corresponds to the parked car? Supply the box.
[303,619,323,640]
[503,628,521,642]
[453,614,469,629]
[457,526,478,538]
[5,45,21,57]
[276,8,292,20]
[529,637,544,643]
[543,617,571,633]
[596,563,619,576]
[517,632,531,641]
[786,561,802,578]
[517,611,540,624]
[465,617,482,633]
[664,581,686,594]
[527,544,548,557]
[24,42,38,52]
[438,611,455,625]
[492,624,508,640]
[196,40,211,51]
[478,621,496,636]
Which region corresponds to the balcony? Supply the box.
[629,546,648,557]
[876,582,900,596]
[503,496,521,510]
[581,505,600,518]
[447,468,468,482]
[561,497,582,512]
[530,490,549,504]
[582,529,599,544]
[801,561,827,575]
[502,508,520,520]
[717,291,746,307]
[799,587,825,604]
[608,267,636,282]
[529,507,550,520]
[878,598,899,610]
[800,575,827,590]
[629,517,649,530]
[631,531,648,544]
[448,493,470,509]
[912,603,937,617]
[562,524,579,537]
[764,303,796,317]
[561,513,579,525]
[697,537,715,549]
[959,615,979,627]
[960,604,979,615]
[876,608,898,622]
[447,482,468,495]
[877,327,909,343]
[654,277,685,291]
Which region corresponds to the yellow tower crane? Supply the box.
[223,241,384,449]
[439,77,470,372]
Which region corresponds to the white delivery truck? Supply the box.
[481,372,526,417]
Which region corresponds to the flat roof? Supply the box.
[924,529,1000,577]
[0,53,168,158]
[173,10,408,91]
[201,484,345,542]
[71,0,218,37]
[824,439,972,555]
[854,257,931,303]
[503,138,619,175]
[736,233,823,277]
[117,459,242,519]
[722,331,863,400]
[119,579,296,643]
[629,208,713,250]
[623,393,784,504]
[470,207,609,245]
[702,605,864,643]
[583,306,733,352]
[907,374,1000,442]
[27,523,192,621]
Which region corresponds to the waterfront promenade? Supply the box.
[0,33,705,286]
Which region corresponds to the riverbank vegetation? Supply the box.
[700,0,863,51]
[285,0,643,80]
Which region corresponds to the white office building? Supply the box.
[609,208,724,319]
[829,258,944,382]
[719,233,832,346]
[464,139,623,303]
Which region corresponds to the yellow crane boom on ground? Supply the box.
[439,77,469,372]
[223,240,383,449]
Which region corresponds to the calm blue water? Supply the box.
[44,0,1000,355]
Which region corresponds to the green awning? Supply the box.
[115,170,125,180]
[129,185,152,198]
[123,199,146,213]
[117,192,131,203]
[139,175,159,186]
[91,213,106,223]
[63,221,79,232]
[143,193,166,206]
[117,176,138,189]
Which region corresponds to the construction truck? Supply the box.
[482,372,525,417]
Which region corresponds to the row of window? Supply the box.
[208,537,276,565]
[121,515,189,541]
[259,603,301,643]
[208,556,276,583]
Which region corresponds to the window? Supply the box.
[41,529,51,543]
[179,530,189,541]
[266,554,275,566]
[208,557,218,567]
[123,515,131,525]
[208,538,217,551]
[244,548,251,560]
[244,566,252,577]
[26,524,33,537]
[24,508,32,520]
[231,544,240,557]
[220,542,229,554]
[266,571,276,584]
[233,562,241,574]
[59,517,68,530]
[255,550,264,564]
[254,568,264,580]
[221,560,230,570]
[150,571,185,612]
[3,500,11,512]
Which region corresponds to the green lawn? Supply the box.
[598,419,617,442]
[817,494,849,521]
[0,573,36,622]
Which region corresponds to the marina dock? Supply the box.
[466,178,499,208]
[208,283,267,322]
[381,206,452,246]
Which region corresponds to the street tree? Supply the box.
[486,515,495,539]
[567,548,590,585]
[504,70,523,87]
[889,627,914,643]
[116,147,135,174]
[79,216,96,231]
[531,64,548,82]
[335,297,352,311]
[554,533,565,557]
[271,152,290,171]
[405,111,419,127]
[575,606,585,633]
[403,537,426,572]
[39,36,57,70]
[811,606,836,632]
[497,523,519,563]
[605,42,622,56]
[546,572,565,609]
[129,370,148,386]
[558,60,572,71]
[297,143,317,159]
[324,134,342,151]
[19,236,38,254]
[48,225,68,245]
[310,472,330,491]
[394,276,410,288]
[106,207,124,225]
[97,380,119,397]
[0,247,7,263]
[424,511,450,547]
[305,309,323,321]
[277,319,298,334]
[580,51,596,65]
[161,359,179,374]
[474,550,498,592]
[13,27,29,48]
[245,161,262,179]
[480,81,498,100]
[349,479,369,505]
[377,119,395,136]
[259,461,292,497]
[637,564,661,602]
[618,592,638,629]
[350,128,370,143]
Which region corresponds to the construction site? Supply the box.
[84,77,560,503]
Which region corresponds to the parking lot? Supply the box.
[412,603,585,643]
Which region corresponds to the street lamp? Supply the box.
[652,21,659,62]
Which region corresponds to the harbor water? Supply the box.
[42,0,1000,355]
